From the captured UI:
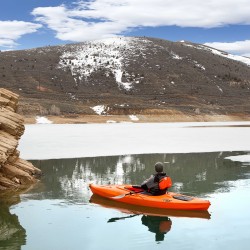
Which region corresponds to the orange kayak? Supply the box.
[90,194,211,219]
[89,184,211,211]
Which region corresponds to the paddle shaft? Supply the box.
[111,190,144,199]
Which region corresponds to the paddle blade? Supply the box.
[111,194,126,199]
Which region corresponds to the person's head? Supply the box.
[155,162,164,173]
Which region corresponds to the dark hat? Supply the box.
[155,162,164,172]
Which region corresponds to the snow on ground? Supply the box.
[207,47,250,66]
[18,121,250,160]
[35,116,53,124]
[193,61,205,70]
[170,51,182,60]
[129,115,139,121]
[58,37,150,91]
[183,42,250,66]
[91,105,106,115]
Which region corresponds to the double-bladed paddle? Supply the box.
[111,190,144,199]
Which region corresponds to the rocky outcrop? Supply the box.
[0,88,41,190]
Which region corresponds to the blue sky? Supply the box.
[1,0,250,56]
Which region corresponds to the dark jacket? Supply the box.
[141,172,168,195]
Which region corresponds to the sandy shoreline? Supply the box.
[23,114,250,124]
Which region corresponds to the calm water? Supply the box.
[0,152,250,250]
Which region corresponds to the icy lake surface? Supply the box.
[19,121,250,161]
[2,122,250,250]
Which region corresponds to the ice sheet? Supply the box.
[18,122,250,160]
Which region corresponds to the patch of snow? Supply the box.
[114,69,133,90]
[182,42,250,66]
[35,116,53,124]
[67,92,78,100]
[58,37,150,90]
[91,105,106,115]
[183,43,196,49]
[209,48,250,66]
[129,115,139,121]
[217,85,223,93]
[194,61,205,70]
[171,52,182,60]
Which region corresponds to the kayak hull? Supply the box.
[89,184,210,211]
[90,194,211,219]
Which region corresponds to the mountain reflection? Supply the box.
[0,151,249,249]
[28,151,250,202]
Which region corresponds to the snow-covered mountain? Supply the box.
[1,36,250,118]
[58,37,250,92]
[58,37,149,91]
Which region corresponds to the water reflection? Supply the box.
[91,193,208,243]
[107,214,138,223]
[141,215,172,242]
[107,213,172,242]
[90,194,211,219]
[0,206,26,250]
[28,151,250,202]
[0,195,26,250]
[0,151,249,249]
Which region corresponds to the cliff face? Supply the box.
[0,88,41,190]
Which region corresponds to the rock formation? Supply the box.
[0,88,41,190]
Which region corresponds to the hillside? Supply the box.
[1,37,250,122]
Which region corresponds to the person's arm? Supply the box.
[141,183,148,190]
[141,175,155,190]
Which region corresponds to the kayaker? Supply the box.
[140,162,172,195]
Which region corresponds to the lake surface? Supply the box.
[1,152,250,250]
